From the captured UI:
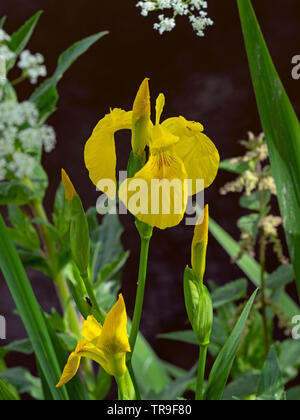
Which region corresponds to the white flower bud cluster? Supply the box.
[0,101,56,181]
[18,50,47,84]
[220,133,278,197]
[136,0,213,36]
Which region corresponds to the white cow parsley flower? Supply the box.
[0,29,11,43]
[0,44,15,62]
[136,0,213,36]
[8,152,37,179]
[18,50,47,84]
[0,101,56,181]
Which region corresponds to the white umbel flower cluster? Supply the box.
[0,29,15,94]
[18,50,47,84]
[0,101,56,181]
[136,0,213,36]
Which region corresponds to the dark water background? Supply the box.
[0,0,300,394]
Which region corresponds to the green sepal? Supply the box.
[183,267,213,347]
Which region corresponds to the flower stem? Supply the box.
[259,222,269,357]
[116,371,136,400]
[11,74,27,86]
[258,184,269,357]
[127,359,141,400]
[195,345,208,400]
[128,234,152,356]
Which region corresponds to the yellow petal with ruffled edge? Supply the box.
[162,116,220,195]
[84,108,132,199]
[119,151,188,230]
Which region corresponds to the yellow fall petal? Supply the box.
[84,108,132,199]
[61,168,77,202]
[56,340,86,387]
[162,116,220,195]
[119,151,188,230]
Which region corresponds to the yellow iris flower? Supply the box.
[56,294,131,387]
[84,79,219,230]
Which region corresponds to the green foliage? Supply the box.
[237,0,300,296]
[256,347,285,400]
[204,290,258,400]
[0,216,69,400]
[7,11,42,70]
[30,31,108,121]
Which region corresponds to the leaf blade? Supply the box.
[237,0,300,297]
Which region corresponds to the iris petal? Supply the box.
[162,116,220,195]
[82,316,102,341]
[84,108,132,199]
[119,151,188,230]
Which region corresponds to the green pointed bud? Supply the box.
[184,267,213,346]
[131,78,151,156]
[191,205,209,283]
[62,169,90,277]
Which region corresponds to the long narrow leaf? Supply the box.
[237,0,300,297]
[30,31,109,103]
[0,216,68,400]
[204,289,258,400]
[7,11,42,70]
[0,16,6,29]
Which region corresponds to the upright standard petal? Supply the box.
[98,294,131,354]
[81,316,102,341]
[119,151,188,230]
[97,294,131,377]
[162,116,220,195]
[84,108,132,199]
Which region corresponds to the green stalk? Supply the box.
[127,359,141,400]
[257,165,269,357]
[116,371,136,400]
[259,220,269,357]
[195,345,208,400]
[129,235,151,355]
